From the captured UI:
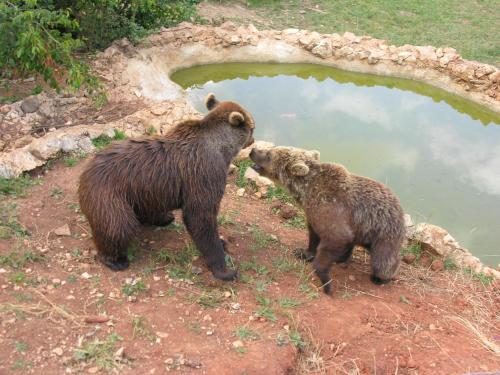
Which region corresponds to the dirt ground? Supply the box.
[0,154,499,375]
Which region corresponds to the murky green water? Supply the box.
[171,63,500,265]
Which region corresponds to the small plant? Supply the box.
[73,333,127,370]
[121,279,147,296]
[187,321,201,335]
[400,243,422,259]
[194,290,224,308]
[234,159,253,188]
[217,213,236,226]
[249,224,277,252]
[235,326,260,341]
[0,249,44,269]
[127,242,138,262]
[146,126,157,135]
[288,330,305,349]
[71,248,83,259]
[63,156,79,167]
[50,187,64,199]
[285,215,307,229]
[255,279,270,292]
[11,358,31,371]
[234,346,247,355]
[9,272,26,285]
[91,130,127,149]
[255,295,277,322]
[0,175,42,197]
[266,185,295,204]
[68,203,80,212]
[278,297,301,309]
[14,341,28,353]
[399,295,412,305]
[240,256,268,275]
[299,283,319,300]
[132,316,156,341]
[444,256,458,271]
[0,203,30,239]
[273,253,302,273]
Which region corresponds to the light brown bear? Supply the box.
[250,146,404,294]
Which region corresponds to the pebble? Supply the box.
[88,367,99,374]
[81,272,92,279]
[52,347,64,356]
[236,188,245,197]
[232,340,244,348]
[206,330,214,336]
[224,291,232,298]
[431,259,444,272]
[348,275,356,281]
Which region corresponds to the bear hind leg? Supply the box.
[369,240,400,285]
[138,211,175,227]
[294,224,320,262]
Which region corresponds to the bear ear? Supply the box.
[205,93,219,110]
[306,150,320,161]
[229,111,245,126]
[290,162,310,176]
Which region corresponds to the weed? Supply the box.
[71,248,83,259]
[444,256,458,271]
[249,224,277,251]
[217,213,236,226]
[91,130,126,149]
[0,175,42,197]
[127,242,138,262]
[266,185,295,204]
[299,283,319,300]
[67,274,78,283]
[255,279,270,292]
[289,330,306,349]
[50,187,64,199]
[146,126,157,135]
[255,295,277,321]
[0,203,30,239]
[14,341,28,353]
[285,215,307,229]
[400,243,422,259]
[240,256,268,275]
[9,272,26,285]
[273,253,302,273]
[399,295,412,305]
[235,346,247,355]
[472,271,493,286]
[11,358,31,371]
[63,155,79,167]
[187,321,201,334]
[121,279,147,296]
[73,333,127,370]
[68,203,80,212]
[193,290,224,308]
[0,249,44,269]
[132,316,156,341]
[278,297,301,309]
[234,159,253,188]
[155,221,184,233]
[235,325,260,341]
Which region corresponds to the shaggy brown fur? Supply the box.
[250,146,404,294]
[79,94,255,280]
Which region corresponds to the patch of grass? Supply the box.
[9,272,26,285]
[132,316,156,341]
[217,213,236,226]
[91,130,127,149]
[266,185,295,204]
[11,358,31,371]
[444,256,458,271]
[187,321,201,334]
[234,159,253,188]
[273,253,303,273]
[67,274,78,283]
[235,325,260,341]
[278,297,301,309]
[400,243,422,259]
[156,221,184,233]
[240,256,269,275]
[399,295,412,305]
[249,224,277,252]
[289,329,306,349]
[243,0,499,65]
[50,187,63,199]
[14,341,28,353]
[285,215,307,229]
[299,283,319,300]
[0,249,44,269]
[192,290,224,308]
[63,155,80,167]
[73,333,127,370]
[121,279,147,296]
[68,203,80,212]
[255,279,270,292]
[71,248,83,259]
[471,270,494,286]
[0,203,30,239]
[127,242,138,262]
[255,295,277,322]
[0,175,42,197]
[146,126,157,135]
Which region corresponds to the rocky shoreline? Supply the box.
[0,22,498,279]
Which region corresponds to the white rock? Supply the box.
[54,224,71,237]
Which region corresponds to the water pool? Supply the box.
[171,63,500,264]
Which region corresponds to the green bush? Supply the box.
[0,0,199,99]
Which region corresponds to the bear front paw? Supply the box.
[212,268,238,281]
[293,248,315,262]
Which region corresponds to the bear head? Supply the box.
[249,145,320,182]
[203,93,255,149]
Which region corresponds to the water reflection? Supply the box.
[171,63,500,263]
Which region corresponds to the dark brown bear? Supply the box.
[79,94,255,281]
[250,146,404,294]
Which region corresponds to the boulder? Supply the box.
[311,39,333,59]
[21,97,40,114]
[410,223,460,257]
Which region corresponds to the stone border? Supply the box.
[0,22,498,278]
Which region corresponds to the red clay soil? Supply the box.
[0,158,499,375]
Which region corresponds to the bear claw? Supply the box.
[213,268,238,281]
[101,255,130,271]
[293,248,315,262]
